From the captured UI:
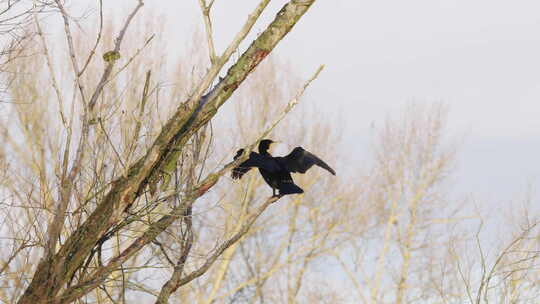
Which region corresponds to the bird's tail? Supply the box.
[279,182,304,195]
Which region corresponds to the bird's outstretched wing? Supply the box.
[231,149,281,179]
[282,147,336,175]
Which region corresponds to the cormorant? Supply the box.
[231,139,336,196]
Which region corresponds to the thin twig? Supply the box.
[107,34,155,84]
[98,118,126,170]
[126,69,152,164]
[35,16,67,127]
[88,0,144,111]
[54,0,86,104]
[152,240,175,267]
[79,0,103,76]
[198,0,217,64]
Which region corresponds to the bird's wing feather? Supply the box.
[232,149,281,179]
[284,147,336,175]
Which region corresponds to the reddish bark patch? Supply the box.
[248,49,270,73]
[196,178,218,197]
[223,82,239,92]
[122,191,135,212]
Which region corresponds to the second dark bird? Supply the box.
[231,139,336,196]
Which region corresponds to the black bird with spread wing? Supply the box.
[232,139,336,196]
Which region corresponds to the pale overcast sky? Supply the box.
[107,0,540,206]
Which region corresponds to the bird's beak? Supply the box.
[271,140,282,145]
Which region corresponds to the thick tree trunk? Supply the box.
[18,1,316,303]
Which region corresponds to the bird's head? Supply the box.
[258,139,278,154]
